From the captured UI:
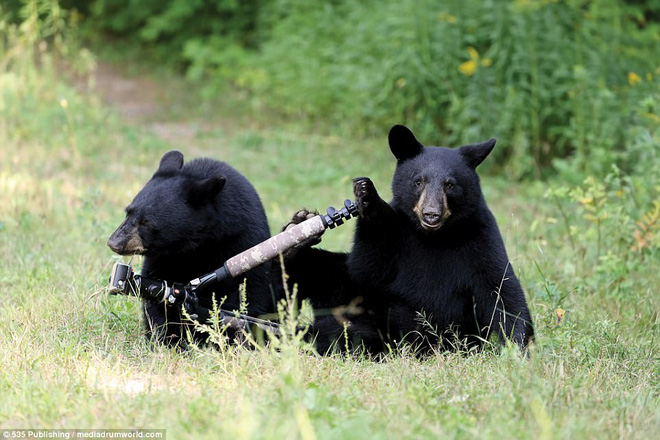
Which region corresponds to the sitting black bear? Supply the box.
[107,150,281,347]
[285,125,534,354]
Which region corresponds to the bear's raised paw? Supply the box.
[353,177,384,219]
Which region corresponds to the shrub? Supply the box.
[25,0,660,177]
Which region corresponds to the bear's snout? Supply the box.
[107,221,146,255]
[414,187,451,231]
[106,235,123,253]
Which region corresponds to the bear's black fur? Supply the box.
[108,150,281,347]
[286,125,534,354]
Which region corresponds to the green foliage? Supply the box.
[544,164,660,301]
[32,0,660,177]
[63,0,262,66]
[0,0,95,155]
[244,0,660,178]
[37,0,660,177]
[62,0,660,177]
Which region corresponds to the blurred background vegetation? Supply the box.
[4,0,659,179]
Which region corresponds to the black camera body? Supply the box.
[108,262,134,295]
[107,262,280,334]
[108,262,188,306]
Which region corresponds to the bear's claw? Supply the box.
[353,177,381,218]
[282,209,319,232]
[281,209,323,253]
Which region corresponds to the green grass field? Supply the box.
[2,38,660,440]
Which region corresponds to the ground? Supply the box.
[0,57,659,439]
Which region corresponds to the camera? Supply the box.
[108,262,134,295]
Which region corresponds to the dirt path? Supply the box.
[78,61,199,145]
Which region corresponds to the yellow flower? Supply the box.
[458,47,492,76]
[628,71,641,86]
[459,60,477,77]
[438,13,456,23]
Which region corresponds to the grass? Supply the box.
[1,51,660,440]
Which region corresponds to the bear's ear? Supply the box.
[158,150,184,173]
[187,176,227,205]
[459,138,496,169]
[389,125,424,161]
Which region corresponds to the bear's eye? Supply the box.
[445,181,454,190]
[139,218,149,227]
[414,179,423,188]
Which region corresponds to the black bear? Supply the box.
[286,125,534,354]
[107,150,281,347]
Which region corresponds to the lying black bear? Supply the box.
[286,125,534,354]
[107,150,281,347]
